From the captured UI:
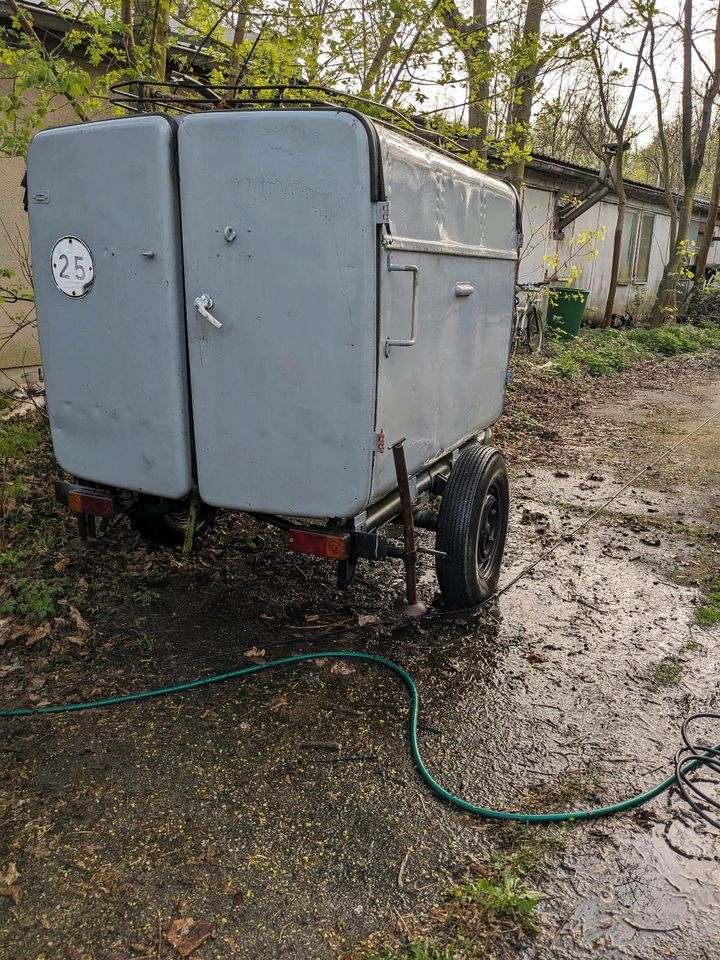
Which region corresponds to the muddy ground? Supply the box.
[1,353,719,960]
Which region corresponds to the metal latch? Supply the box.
[194,294,222,329]
[375,201,390,224]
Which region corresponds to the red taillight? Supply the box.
[67,491,115,518]
[289,530,350,560]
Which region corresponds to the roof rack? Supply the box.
[108,77,475,167]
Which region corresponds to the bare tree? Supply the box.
[648,0,720,324]
[504,0,622,192]
[590,12,650,326]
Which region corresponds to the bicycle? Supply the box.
[512,282,546,354]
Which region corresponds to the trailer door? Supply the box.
[27,116,193,498]
[178,110,378,518]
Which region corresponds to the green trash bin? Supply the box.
[545,287,589,340]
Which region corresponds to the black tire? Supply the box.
[435,444,509,609]
[130,502,216,546]
[526,306,544,351]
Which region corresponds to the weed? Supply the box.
[697,576,720,626]
[0,549,25,568]
[648,654,683,690]
[454,875,542,930]
[513,409,543,429]
[132,588,160,606]
[1,576,64,621]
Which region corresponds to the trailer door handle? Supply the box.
[454,282,475,297]
[385,258,419,357]
[194,294,222,329]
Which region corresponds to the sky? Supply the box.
[421,0,713,147]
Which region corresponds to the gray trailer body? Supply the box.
[28,109,518,520]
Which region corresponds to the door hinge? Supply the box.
[375,201,390,225]
[373,430,386,454]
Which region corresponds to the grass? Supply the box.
[647,654,684,691]
[544,323,720,380]
[0,419,44,459]
[697,576,720,626]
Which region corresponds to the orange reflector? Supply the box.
[288,530,350,560]
[67,491,114,518]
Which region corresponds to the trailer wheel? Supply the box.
[435,444,509,609]
[130,501,216,546]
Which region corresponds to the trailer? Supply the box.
[26,85,519,614]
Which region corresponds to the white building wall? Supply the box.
[517,182,677,322]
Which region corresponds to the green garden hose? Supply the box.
[1,650,717,824]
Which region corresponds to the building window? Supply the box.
[618,208,639,284]
[634,212,655,282]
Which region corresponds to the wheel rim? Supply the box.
[477,483,502,579]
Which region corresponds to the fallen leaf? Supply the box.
[243,646,265,660]
[0,886,22,904]
[65,634,87,647]
[25,623,51,648]
[330,661,355,676]
[3,863,19,886]
[640,537,661,547]
[67,605,90,633]
[267,694,287,710]
[553,470,570,478]
[304,614,320,623]
[166,918,214,957]
[314,658,328,667]
[526,651,549,664]
[357,614,379,627]
[54,558,71,574]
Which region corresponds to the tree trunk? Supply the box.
[466,0,490,147]
[648,180,696,325]
[694,130,720,282]
[438,0,490,149]
[506,0,544,193]
[121,0,136,66]
[227,4,250,88]
[603,152,626,326]
[360,10,403,96]
[134,0,171,82]
[647,0,720,324]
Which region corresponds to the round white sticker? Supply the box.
[51,237,95,298]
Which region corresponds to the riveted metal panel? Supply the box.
[27,116,192,498]
[178,110,377,517]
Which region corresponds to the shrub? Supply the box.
[681,284,720,325]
